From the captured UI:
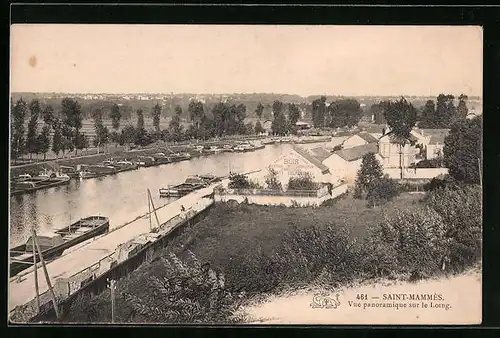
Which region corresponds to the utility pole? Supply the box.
[147,189,161,229]
[107,278,116,323]
[32,228,60,320]
[148,190,152,231]
[32,238,40,313]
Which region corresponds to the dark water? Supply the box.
[9,144,294,247]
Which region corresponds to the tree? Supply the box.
[75,131,88,153]
[255,103,264,119]
[42,104,55,126]
[152,103,162,132]
[435,94,456,128]
[175,105,183,117]
[37,125,51,160]
[419,100,436,128]
[443,116,482,184]
[10,98,28,163]
[254,121,265,134]
[61,97,83,155]
[26,99,41,159]
[327,99,363,128]
[92,109,108,153]
[136,109,145,130]
[52,118,63,159]
[384,97,417,179]
[366,176,400,207]
[354,152,383,198]
[272,100,284,119]
[288,103,301,126]
[168,113,183,141]
[370,103,387,125]
[265,167,282,190]
[110,103,122,131]
[188,100,205,129]
[311,96,327,128]
[456,94,469,120]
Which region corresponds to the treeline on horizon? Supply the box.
[10,92,481,121]
[10,93,477,163]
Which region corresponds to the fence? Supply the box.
[214,184,347,207]
[10,198,214,323]
[383,167,448,180]
[224,185,329,198]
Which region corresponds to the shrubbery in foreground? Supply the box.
[64,184,481,323]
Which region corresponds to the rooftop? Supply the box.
[356,132,379,144]
[291,144,331,174]
[309,146,333,162]
[333,143,379,162]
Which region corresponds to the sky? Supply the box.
[10,25,483,97]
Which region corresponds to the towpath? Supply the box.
[8,181,225,313]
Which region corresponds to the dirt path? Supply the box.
[241,268,481,325]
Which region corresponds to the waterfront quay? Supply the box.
[8,181,225,317]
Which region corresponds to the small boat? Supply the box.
[9,216,110,277]
[14,174,32,182]
[113,160,138,172]
[234,144,255,152]
[136,156,156,167]
[153,153,171,165]
[168,152,192,162]
[31,169,52,182]
[59,166,80,178]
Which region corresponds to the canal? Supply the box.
[10,143,313,247]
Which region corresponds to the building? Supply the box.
[322,143,383,183]
[378,132,419,168]
[362,125,386,139]
[260,144,332,188]
[341,132,378,149]
[410,128,449,160]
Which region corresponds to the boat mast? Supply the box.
[31,227,60,320]
[32,236,40,313]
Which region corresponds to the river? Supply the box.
[10,143,322,247]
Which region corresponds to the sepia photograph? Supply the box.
[8,24,482,325]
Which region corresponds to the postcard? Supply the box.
[9,23,482,325]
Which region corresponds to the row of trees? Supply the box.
[311,96,363,129]
[371,93,470,129]
[10,97,90,162]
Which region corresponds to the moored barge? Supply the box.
[9,216,110,277]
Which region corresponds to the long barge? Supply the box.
[159,174,221,198]
[10,173,71,197]
[9,216,110,277]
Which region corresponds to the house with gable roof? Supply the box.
[322,143,383,183]
[341,132,379,149]
[259,144,332,188]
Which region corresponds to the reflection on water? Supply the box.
[9,144,295,246]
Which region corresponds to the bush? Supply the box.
[376,206,448,277]
[287,172,319,191]
[264,167,283,191]
[63,252,243,323]
[366,176,400,207]
[423,174,458,191]
[423,185,482,273]
[228,173,262,189]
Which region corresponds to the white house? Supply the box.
[341,132,378,149]
[260,145,332,188]
[410,128,449,160]
[378,132,419,168]
[322,143,383,184]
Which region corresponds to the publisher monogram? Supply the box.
[310,293,341,309]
